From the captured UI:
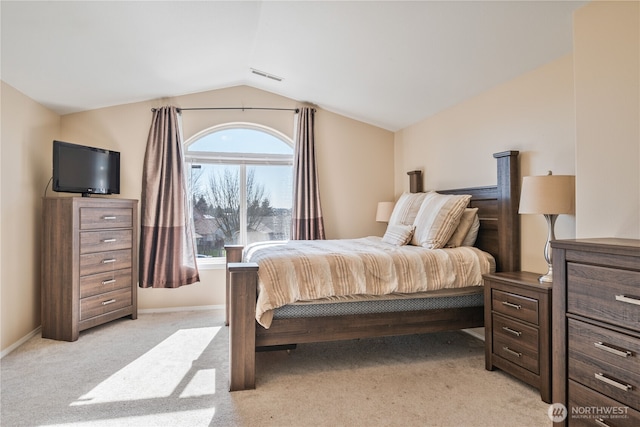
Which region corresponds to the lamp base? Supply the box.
[539,265,553,283]
[539,214,557,284]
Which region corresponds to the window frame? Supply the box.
[184,122,294,268]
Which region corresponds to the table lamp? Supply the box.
[519,172,575,283]
[376,202,395,223]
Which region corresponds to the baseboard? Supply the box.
[462,327,485,341]
[1,326,42,359]
[138,304,225,314]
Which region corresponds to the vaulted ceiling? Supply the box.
[1,1,586,131]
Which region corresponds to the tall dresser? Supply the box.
[41,197,138,341]
[552,238,640,426]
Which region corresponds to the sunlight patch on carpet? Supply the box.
[180,368,216,398]
[71,327,220,406]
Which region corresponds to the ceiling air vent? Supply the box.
[250,68,283,82]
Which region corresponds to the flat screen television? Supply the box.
[52,140,120,196]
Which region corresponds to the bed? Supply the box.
[225,150,520,391]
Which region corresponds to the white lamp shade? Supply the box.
[519,174,575,215]
[376,201,395,222]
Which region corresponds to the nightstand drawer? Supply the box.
[494,335,539,374]
[492,289,539,325]
[567,263,640,331]
[493,313,538,353]
[568,380,640,427]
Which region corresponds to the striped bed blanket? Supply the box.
[243,237,495,328]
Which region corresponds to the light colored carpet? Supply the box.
[1,309,551,426]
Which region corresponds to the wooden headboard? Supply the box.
[409,150,520,272]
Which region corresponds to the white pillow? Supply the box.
[411,192,471,249]
[461,213,480,247]
[446,208,479,248]
[382,224,415,246]
[388,192,429,225]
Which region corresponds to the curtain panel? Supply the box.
[291,107,326,240]
[139,106,200,288]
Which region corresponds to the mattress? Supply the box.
[244,237,495,328]
[272,286,484,319]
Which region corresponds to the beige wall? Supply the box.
[395,55,577,274]
[59,85,394,312]
[573,0,640,238]
[1,82,60,352]
[394,0,640,271]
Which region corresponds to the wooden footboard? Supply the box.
[227,262,258,391]
[227,261,483,391]
[225,150,519,391]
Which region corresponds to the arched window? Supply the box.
[185,123,294,260]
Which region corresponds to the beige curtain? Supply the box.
[291,107,325,240]
[139,106,200,288]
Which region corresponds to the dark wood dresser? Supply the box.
[552,238,640,426]
[41,197,138,341]
[483,271,552,403]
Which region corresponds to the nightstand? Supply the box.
[483,271,552,403]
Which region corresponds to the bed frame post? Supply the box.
[228,262,259,391]
[225,245,244,326]
[493,150,520,272]
[407,170,423,193]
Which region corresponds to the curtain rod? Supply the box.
[151,107,300,113]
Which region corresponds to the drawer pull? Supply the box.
[615,294,640,306]
[102,238,117,243]
[502,346,522,358]
[594,373,632,391]
[103,216,117,220]
[101,259,116,264]
[502,326,522,337]
[594,341,633,358]
[101,279,116,285]
[594,419,610,427]
[101,299,116,306]
[501,301,522,310]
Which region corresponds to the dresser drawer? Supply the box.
[569,319,639,376]
[492,289,539,325]
[568,380,640,427]
[80,229,132,254]
[493,335,539,374]
[80,269,132,299]
[80,249,132,276]
[492,313,539,353]
[567,263,640,331]
[80,207,133,230]
[569,355,640,410]
[80,287,132,321]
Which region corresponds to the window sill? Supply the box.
[196,258,226,271]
